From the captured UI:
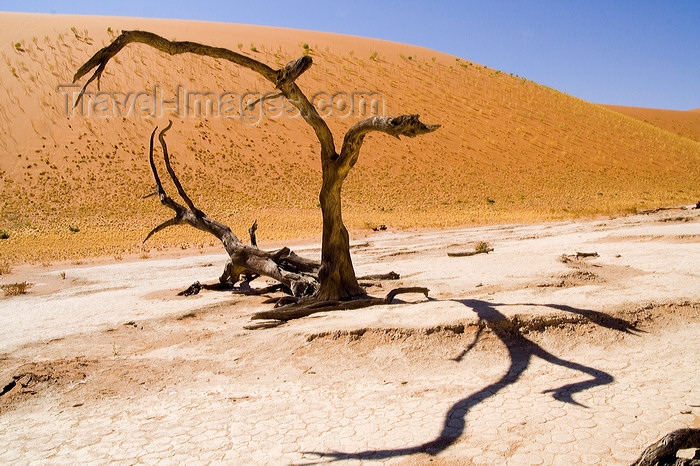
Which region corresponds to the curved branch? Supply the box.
[143,217,179,243]
[147,126,164,198]
[144,123,237,245]
[158,121,202,216]
[338,114,440,173]
[246,92,283,111]
[145,125,187,240]
[284,84,335,160]
[74,30,335,158]
[73,30,276,87]
[72,61,106,108]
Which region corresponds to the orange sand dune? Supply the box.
[0,13,699,262]
[602,105,700,143]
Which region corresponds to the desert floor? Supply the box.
[1,208,699,464]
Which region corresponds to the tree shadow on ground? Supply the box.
[306,299,639,462]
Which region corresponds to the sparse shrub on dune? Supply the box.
[0,19,698,265]
[1,281,32,296]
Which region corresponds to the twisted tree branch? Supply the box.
[143,217,179,244]
[158,121,202,216]
[338,114,440,174]
[145,122,239,245]
[73,30,276,89]
[73,30,334,154]
[246,92,284,111]
[145,123,319,296]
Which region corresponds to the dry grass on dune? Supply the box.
[0,13,699,263]
[602,104,700,143]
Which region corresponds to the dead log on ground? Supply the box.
[631,428,700,466]
[448,248,494,257]
[357,272,400,280]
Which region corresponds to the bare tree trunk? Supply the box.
[316,115,440,300]
[317,167,363,300]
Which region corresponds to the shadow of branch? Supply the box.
[304,298,627,462]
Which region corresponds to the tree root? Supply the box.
[177,277,428,324]
[264,296,299,307]
[251,287,429,321]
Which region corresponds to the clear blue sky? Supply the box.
[4,0,699,110]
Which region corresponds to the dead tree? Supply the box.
[73,30,438,315]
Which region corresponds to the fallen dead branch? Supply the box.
[560,252,600,263]
[639,207,674,215]
[448,248,493,257]
[359,282,382,288]
[631,428,700,466]
[357,272,400,280]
